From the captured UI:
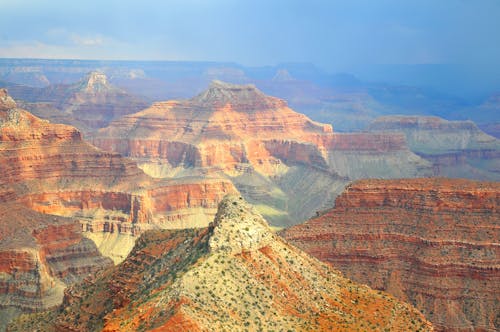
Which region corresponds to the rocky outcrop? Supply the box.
[10,196,432,332]
[281,178,500,331]
[92,81,430,226]
[368,116,500,180]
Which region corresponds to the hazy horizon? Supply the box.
[1,0,500,97]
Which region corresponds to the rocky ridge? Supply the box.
[9,196,433,331]
[281,178,500,331]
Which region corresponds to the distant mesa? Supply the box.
[281,178,500,332]
[9,196,432,332]
[1,71,150,134]
[272,68,295,82]
[368,115,500,180]
[74,71,112,93]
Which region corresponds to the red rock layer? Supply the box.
[0,89,236,232]
[92,80,334,173]
[281,178,500,331]
[0,203,112,312]
[11,196,432,332]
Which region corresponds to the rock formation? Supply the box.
[9,196,432,332]
[368,116,500,180]
[0,88,235,235]
[4,71,149,134]
[0,88,237,328]
[92,81,430,226]
[0,203,113,331]
[281,178,500,331]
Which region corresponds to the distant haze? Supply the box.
[1,0,500,96]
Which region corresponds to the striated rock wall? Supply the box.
[92,81,431,226]
[281,178,500,331]
[0,203,112,331]
[9,196,432,332]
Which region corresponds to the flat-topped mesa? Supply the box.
[0,88,17,111]
[367,115,500,180]
[369,116,481,131]
[191,80,287,110]
[281,178,500,331]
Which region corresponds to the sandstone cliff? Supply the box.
[92,81,430,226]
[368,116,500,180]
[281,178,500,331]
[10,196,433,332]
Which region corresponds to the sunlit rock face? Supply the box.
[281,178,500,332]
[93,81,431,226]
[9,196,432,332]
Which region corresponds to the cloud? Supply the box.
[70,34,104,46]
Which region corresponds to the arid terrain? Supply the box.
[281,178,500,331]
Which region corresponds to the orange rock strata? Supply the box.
[9,196,433,331]
[281,178,500,331]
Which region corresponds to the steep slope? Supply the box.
[281,178,500,331]
[93,81,430,225]
[368,116,500,180]
[10,195,432,332]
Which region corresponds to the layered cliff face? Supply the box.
[0,203,113,331]
[281,178,500,331]
[10,196,432,332]
[368,116,500,180]
[9,71,149,134]
[0,88,238,328]
[93,81,430,225]
[0,88,236,234]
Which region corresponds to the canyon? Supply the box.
[92,80,431,226]
[9,196,433,332]
[0,88,236,328]
[281,178,500,331]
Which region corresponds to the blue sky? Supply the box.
[1,0,499,71]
